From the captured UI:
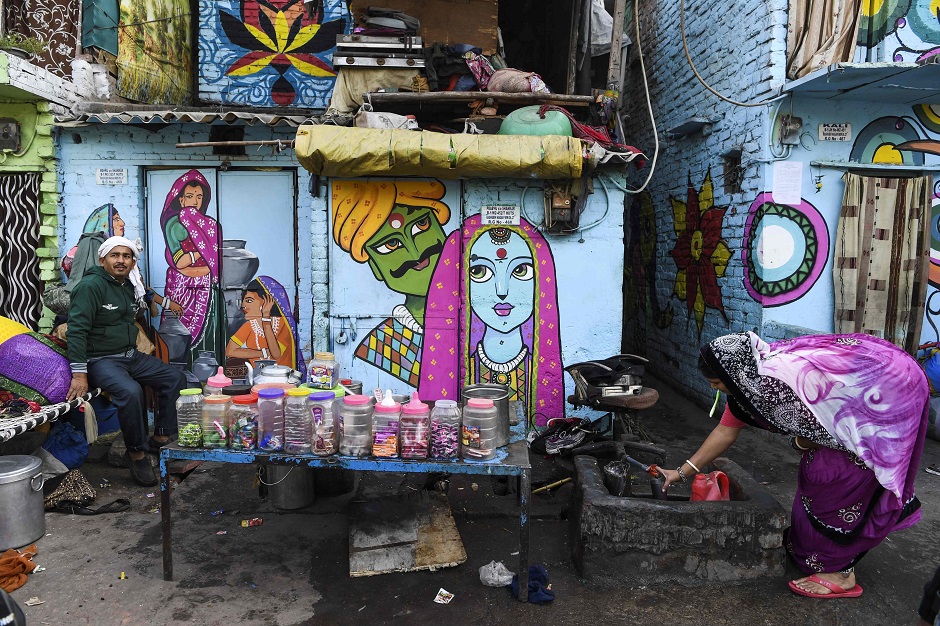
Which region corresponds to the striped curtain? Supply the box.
[0,173,42,329]
[833,173,931,354]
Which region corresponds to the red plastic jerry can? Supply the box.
[690,471,730,501]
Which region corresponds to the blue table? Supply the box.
[159,439,532,600]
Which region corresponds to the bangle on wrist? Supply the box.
[676,466,687,482]
[793,436,810,451]
[685,459,700,473]
[188,251,196,264]
[261,317,272,323]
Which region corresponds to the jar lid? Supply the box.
[204,395,230,404]
[0,455,41,486]
[179,388,203,396]
[232,394,258,405]
[287,388,311,397]
[374,402,401,413]
[314,351,335,360]
[402,391,428,415]
[467,398,494,409]
[310,391,336,400]
[221,384,253,396]
[257,388,285,398]
[340,378,352,385]
[343,394,371,406]
[434,399,458,409]
[207,366,232,388]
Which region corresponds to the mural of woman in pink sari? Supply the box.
[419,216,564,428]
[159,170,223,360]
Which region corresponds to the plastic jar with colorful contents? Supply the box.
[284,388,312,454]
[257,387,285,451]
[176,388,205,447]
[372,392,401,458]
[307,351,339,390]
[201,395,231,449]
[229,394,259,450]
[400,393,430,460]
[309,391,338,456]
[429,399,460,459]
[461,398,498,461]
[338,394,373,457]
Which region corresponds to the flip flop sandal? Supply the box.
[788,574,863,598]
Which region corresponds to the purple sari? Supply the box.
[159,170,221,343]
[702,332,928,574]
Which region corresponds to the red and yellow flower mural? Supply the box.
[668,171,731,334]
[220,0,345,106]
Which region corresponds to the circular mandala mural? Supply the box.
[906,0,940,44]
[849,117,925,165]
[742,193,830,306]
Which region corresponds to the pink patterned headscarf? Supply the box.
[160,169,220,282]
[418,216,564,427]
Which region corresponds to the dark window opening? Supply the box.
[210,126,246,156]
[723,152,743,195]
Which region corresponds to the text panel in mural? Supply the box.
[95,168,128,185]
[818,123,852,142]
[481,204,521,225]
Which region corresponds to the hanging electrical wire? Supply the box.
[620,0,659,195]
[679,0,789,107]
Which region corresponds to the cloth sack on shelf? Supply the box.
[486,68,551,94]
[354,105,419,130]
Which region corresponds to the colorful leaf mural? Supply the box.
[668,171,731,334]
[200,0,347,108]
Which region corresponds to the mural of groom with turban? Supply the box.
[331,180,450,387]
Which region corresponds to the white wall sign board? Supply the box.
[772,161,803,205]
[480,204,521,225]
[95,168,128,185]
[818,123,851,142]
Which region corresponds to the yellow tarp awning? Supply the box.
[294,125,584,179]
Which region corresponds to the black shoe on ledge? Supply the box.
[125,451,158,486]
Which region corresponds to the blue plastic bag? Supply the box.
[42,421,89,469]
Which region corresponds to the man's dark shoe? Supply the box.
[146,434,176,454]
[125,451,158,486]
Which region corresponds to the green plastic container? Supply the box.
[498,106,573,137]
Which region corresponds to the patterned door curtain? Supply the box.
[833,172,931,354]
[0,173,41,329]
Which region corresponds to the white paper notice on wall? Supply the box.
[481,204,521,225]
[772,161,803,205]
[818,123,851,142]
[96,168,127,185]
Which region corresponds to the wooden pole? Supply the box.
[607,0,629,87]
[175,140,296,148]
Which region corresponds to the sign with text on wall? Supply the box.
[818,123,852,142]
[95,168,128,185]
[481,204,521,225]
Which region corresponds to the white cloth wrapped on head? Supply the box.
[97,236,146,302]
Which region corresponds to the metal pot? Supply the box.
[250,361,302,386]
[0,455,45,550]
[221,240,259,289]
[158,312,192,363]
[461,384,511,448]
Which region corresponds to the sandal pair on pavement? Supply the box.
[788,575,863,598]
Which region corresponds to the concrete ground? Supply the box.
[8,375,940,626]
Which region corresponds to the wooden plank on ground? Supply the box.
[349,490,466,577]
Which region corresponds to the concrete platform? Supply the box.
[571,456,787,585]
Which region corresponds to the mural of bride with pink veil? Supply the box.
[418,215,565,428]
[159,170,224,360]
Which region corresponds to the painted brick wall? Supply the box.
[55,123,327,359]
[197,0,348,109]
[620,0,788,405]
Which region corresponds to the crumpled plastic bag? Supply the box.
[479,560,514,587]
